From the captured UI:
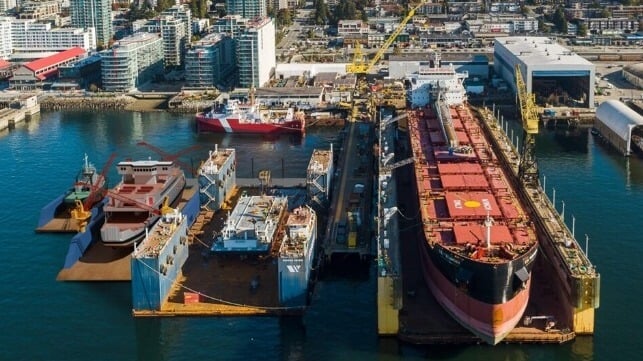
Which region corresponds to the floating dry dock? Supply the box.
[387,107,599,344]
[56,181,199,281]
[133,146,321,317]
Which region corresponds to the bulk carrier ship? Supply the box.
[406,57,538,345]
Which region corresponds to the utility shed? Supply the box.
[595,100,643,156]
[494,37,595,108]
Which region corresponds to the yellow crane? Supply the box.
[346,1,427,74]
[515,64,539,185]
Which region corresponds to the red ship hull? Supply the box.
[408,104,538,345]
[419,239,532,345]
[196,115,304,134]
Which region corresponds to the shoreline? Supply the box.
[39,93,213,114]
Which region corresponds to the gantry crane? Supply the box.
[515,64,539,185]
[346,1,427,74]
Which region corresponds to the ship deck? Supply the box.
[57,183,198,281]
[134,186,309,317]
[397,110,575,343]
[410,105,536,260]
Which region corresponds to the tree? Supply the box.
[311,0,329,25]
[578,23,588,37]
[188,0,208,18]
[275,8,293,27]
[552,7,567,34]
[155,0,173,13]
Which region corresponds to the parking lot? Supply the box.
[593,62,643,105]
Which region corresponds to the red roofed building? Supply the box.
[10,47,86,90]
[0,59,12,80]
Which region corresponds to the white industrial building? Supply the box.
[494,36,595,108]
[595,100,643,156]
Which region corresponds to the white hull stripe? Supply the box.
[219,118,232,133]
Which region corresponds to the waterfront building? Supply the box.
[54,54,102,90]
[100,33,163,92]
[10,47,87,90]
[11,19,96,53]
[226,0,266,19]
[69,0,112,47]
[494,36,595,108]
[160,15,187,68]
[237,17,275,88]
[0,58,12,79]
[185,33,235,88]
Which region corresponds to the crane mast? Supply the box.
[346,1,427,74]
[515,64,539,185]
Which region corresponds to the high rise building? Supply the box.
[161,4,192,37]
[237,17,275,88]
[70,0,113,47]
[226,0,267,19]
[0,0,16,12]
[0,17,12,60]
[160,16,186,68]
[185,33,235,88]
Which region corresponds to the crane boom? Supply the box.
[515,65,539,135]
[346,1,427,74]
[515,64,539,185]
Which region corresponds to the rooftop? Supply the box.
[496,36,593,67]
[308,149,333,174]
[24,47,86,72]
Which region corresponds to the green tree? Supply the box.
[578,23,588,37]
[552,7,567,34]
[188,0,208,18]
[275,8,293,27]
[599,9,610,18]
[311,0,329,25]
[155,0,173,13]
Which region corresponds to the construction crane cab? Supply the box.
[346,1,427,74]
[515,64,539,185]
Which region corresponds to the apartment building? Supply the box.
[226,0,266,19]
[185,33,235,88]
[11,19,96,53]
[237,17,275,88]
[100,32,163,92]
[70,0,112,46]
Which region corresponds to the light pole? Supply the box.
[561,200,565,222]
[572,215,575,238]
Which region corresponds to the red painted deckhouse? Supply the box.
[10,47,86,90]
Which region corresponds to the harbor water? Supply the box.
[0,110,640,360]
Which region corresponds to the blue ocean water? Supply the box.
[0,111,640,360]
